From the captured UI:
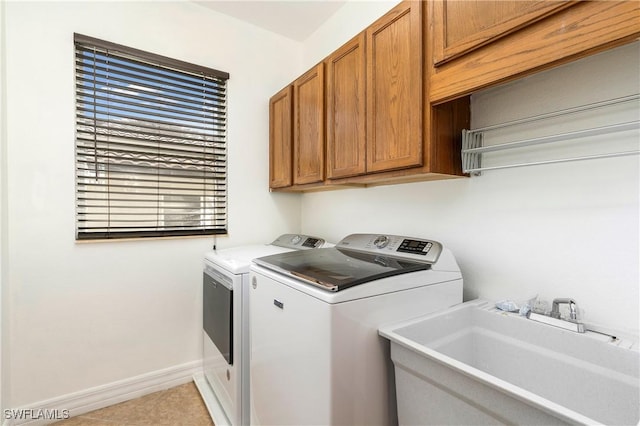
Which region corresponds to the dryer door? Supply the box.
[203,270,233,364]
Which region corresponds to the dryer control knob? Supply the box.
[290,235,302,244]
[373,235,390,249]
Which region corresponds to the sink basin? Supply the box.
[379,300,639,425]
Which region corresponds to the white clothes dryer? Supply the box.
[195,234,327,426]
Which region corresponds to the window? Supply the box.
[74,34,229,240]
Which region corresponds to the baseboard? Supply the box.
[3,360,202,426]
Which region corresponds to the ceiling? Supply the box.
[195,1,347,41]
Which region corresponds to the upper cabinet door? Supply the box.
[269,86,293,189]
[366,0,423,174]
[293,63,325,185]
[432,0,576,66]
[429,1,640,103]
[326,33,366,180]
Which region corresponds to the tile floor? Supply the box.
[53,382,214,425]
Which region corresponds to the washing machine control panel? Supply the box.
[397,238,435,255]
[337,234,443,264]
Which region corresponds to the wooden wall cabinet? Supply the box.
[293,63,325,186]
[325,0,425,181]
[269,86,293,189]
[330,0,469,187]
[326,0,425,180]
[269,0,639,190]
[269,65,325,191]
[429,0,640,103]
[269,0,471,192]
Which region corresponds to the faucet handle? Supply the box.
[551,298,580,321]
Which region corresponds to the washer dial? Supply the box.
[373,235,390,249]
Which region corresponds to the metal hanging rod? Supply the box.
[463,121,639,155]
[461,94,640,175]
[463,151,640,174]
[471,94,639,133]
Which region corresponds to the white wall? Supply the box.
[3,0,303,407]
[300,3,639,334]
[303,0,398,68]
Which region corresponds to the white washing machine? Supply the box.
[249,233,463,426]
[195,234,327,426]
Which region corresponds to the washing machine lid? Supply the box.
[253,233,444,292]
[254,247,431,292]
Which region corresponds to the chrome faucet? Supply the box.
[528,297,585,333]
[551,298,579,321]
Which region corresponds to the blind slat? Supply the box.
[76,116,226,139]
[74,59,228,99]
[76,145,225,163]
[77,96,224,123]
[76,141,226,160]
[76,108,224,131]
[75,34,228,240]
[74,54,228,92]
[75,75,227,106]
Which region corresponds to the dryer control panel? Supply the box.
[271,234,326,250]
[336,233,443,264]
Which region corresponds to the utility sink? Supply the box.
[379,300,640,425]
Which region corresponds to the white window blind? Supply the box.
[74,34,229,240]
